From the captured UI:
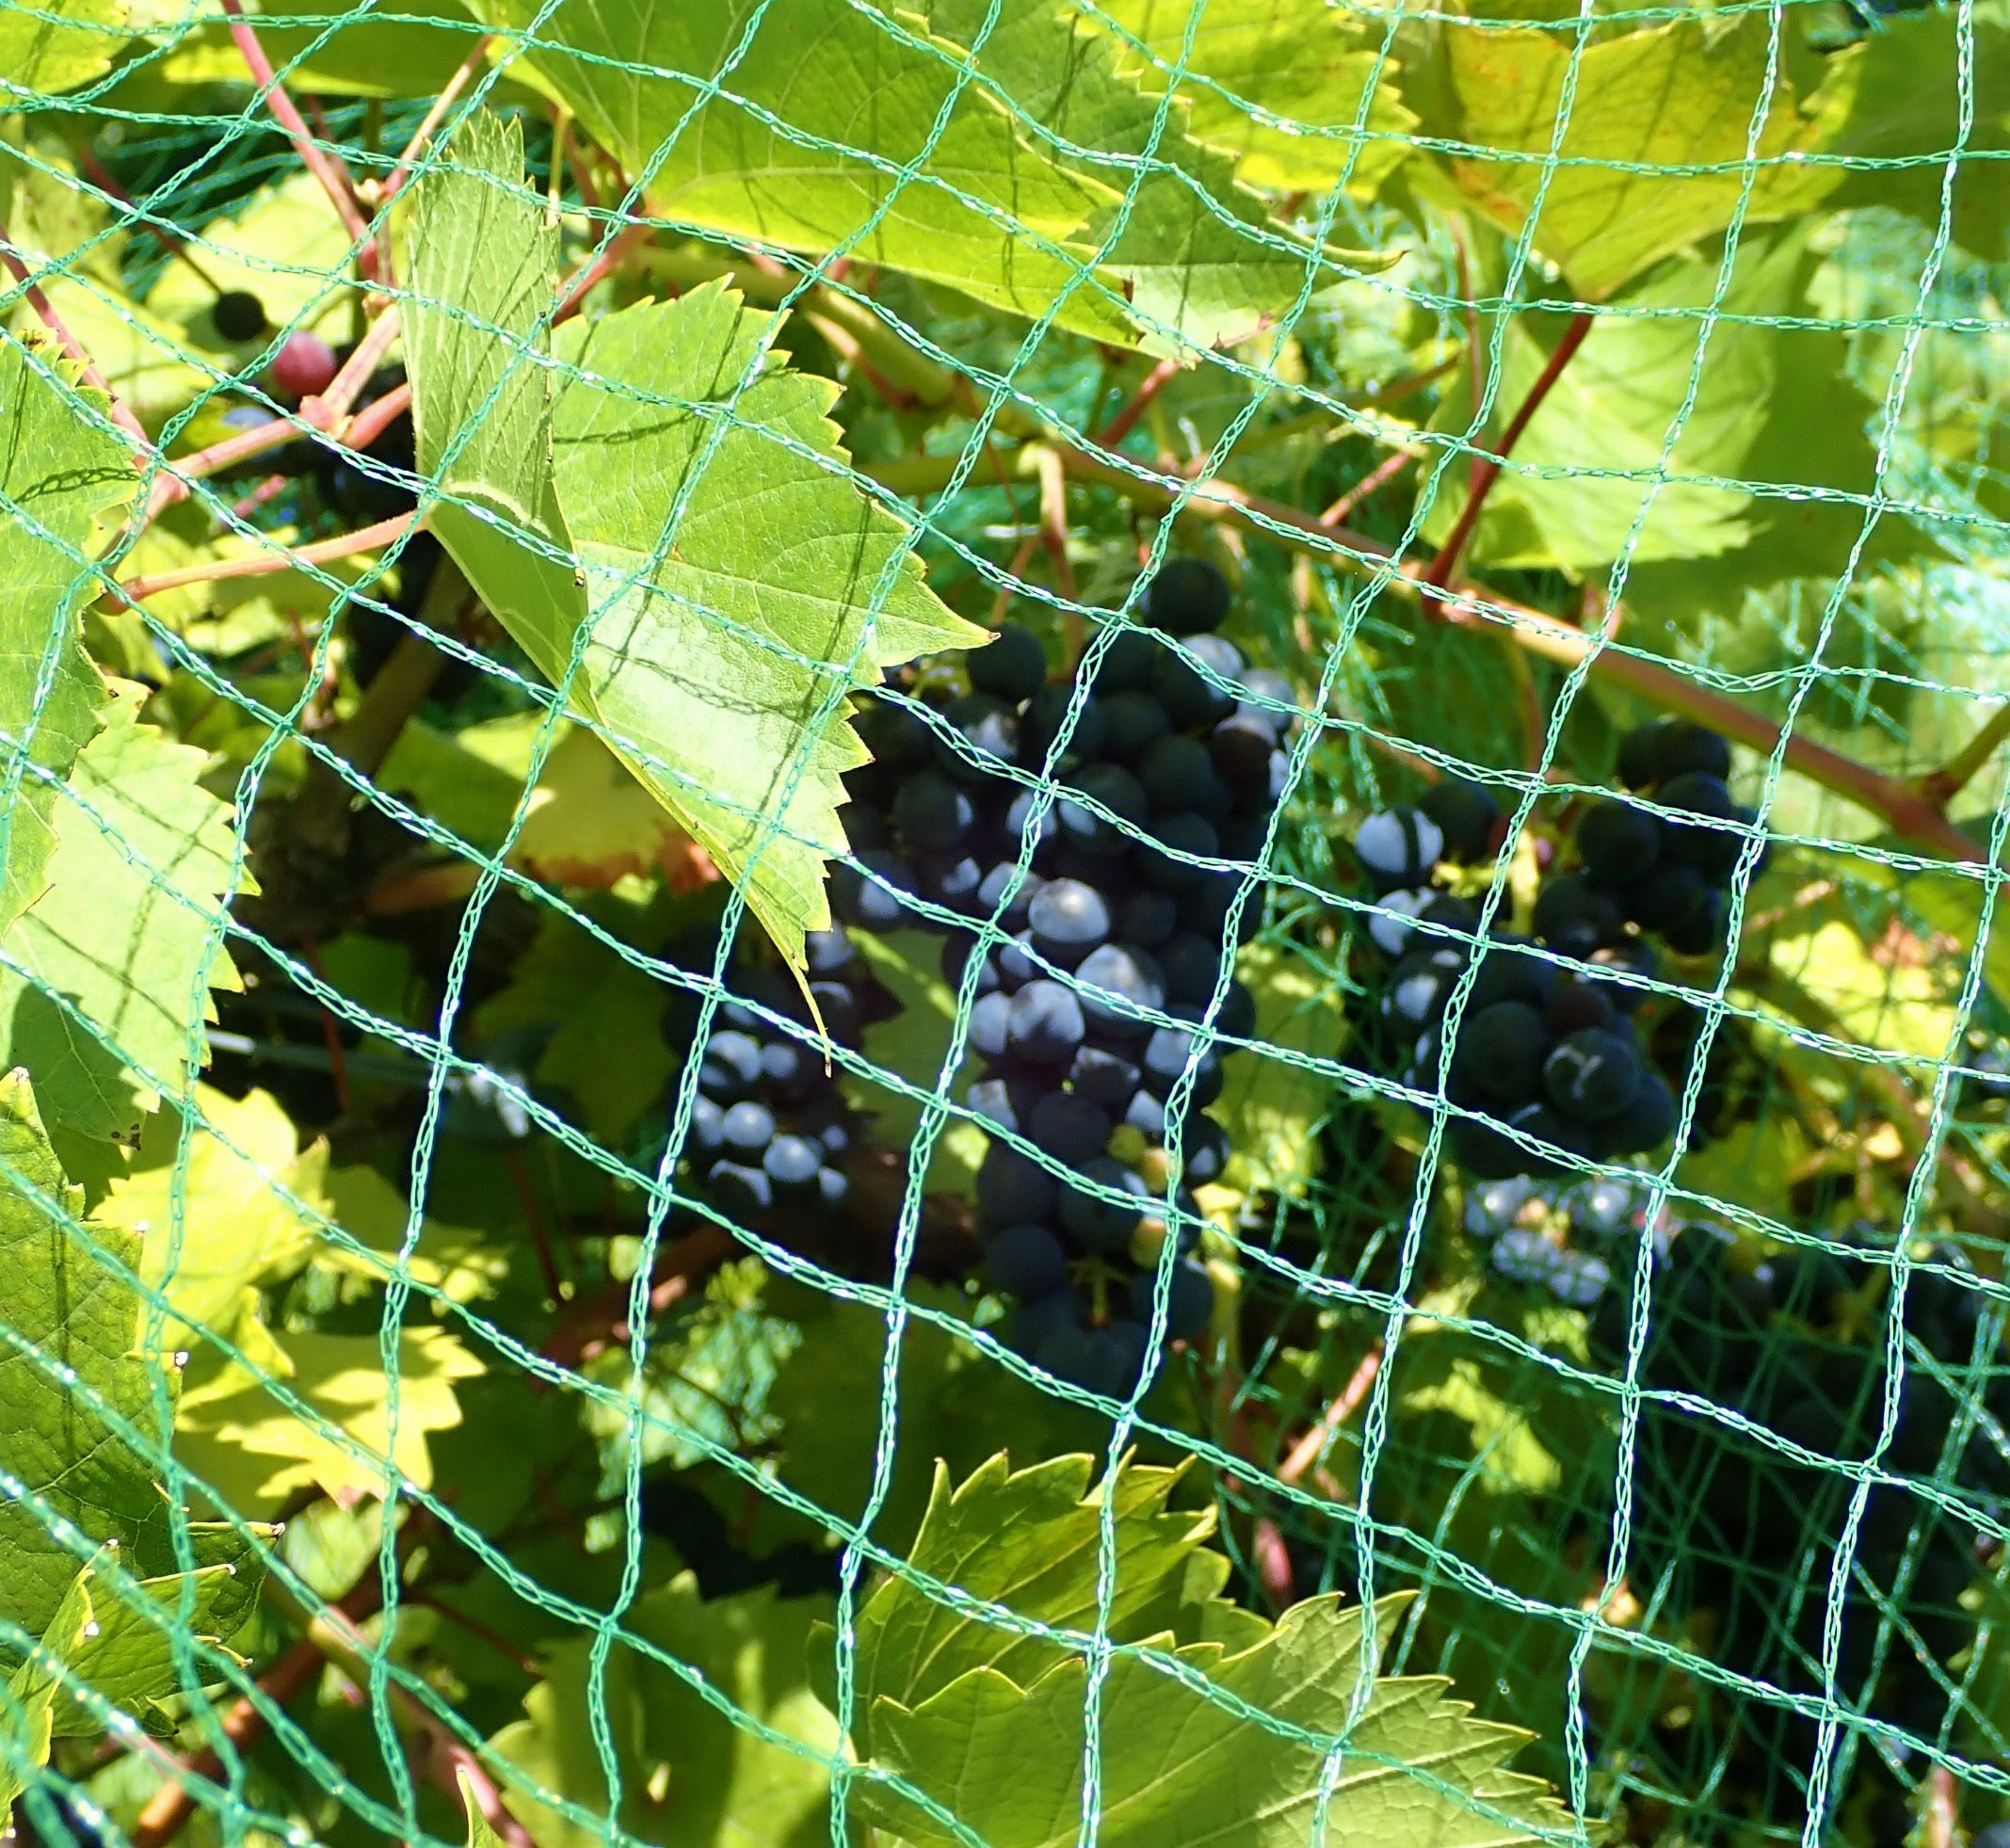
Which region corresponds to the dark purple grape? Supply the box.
[967,621,1046,702]
[996,931,1039,990]
[1140,1021,1224,1107]
[1128,1256,1214,1341]
[1142,557,1230,635]
[699,1031,765,1101]
[1627,860,1707,934]
[212,288,269,342]
[1027,877,1111,967]
[1076,942,1166,1036]
[763,1133,823,1194]
[1602,1069,1678,1155]
[968,1074,1034,1134]
[1002,788,1060,860]
[1138,734,1230,820]
[1056,1156,1149,1251]
[1091,629,1159,695]
[857,695,934,770]
[1007,979,1087,1064]
[1548,1249,1612,1308]
[808,982,863,1044]
[1533,874,1624,960]
[1215,980,1255,1040]
[1463,1175,1539,1240]
[1101,691,1173,762]
[1021,686,1107,763]
[721,1099,776,1154]
[690,1095,726,1155]
[1159,933,1219,1004]
[893,771,976,853]
[1419,778,1500,862]
[1057,763,1148,857]
[935,694,1019,779]
[1451,1001,1550,1105]
[1618,717,1729,790]
[1491,1227,1563,1287]
[1209,712,1276,783]
[1118,889,1179,950]
[1545,975,1620,1037]
[1543,1029,1641,1123]
[760,1037,818,1103]
[805,929,854,976]
[1354,807,1444,890]
[969,989,1011,1061]
[1464,937,1556,1011]
[1029,1089,1114,1165]
[1563,1176,1646,1244]
[709,1160,774,1215]
[1134,812,1218,891]
[976,1143,1059,1229]
[921,853,984,912]
[1368,889,1435,960]
[1123,1088,1166,1139]
[984,1222,1069,1296]
[1576,798,1662,884]
[1007,1286,1084,1357]
[975,862,1042,933]
[1663,888,1728,957]
[1150,635,1240,730]
[833,849,918,929]
[1069,1045,1140,1105]
[1382,946,1466,1029]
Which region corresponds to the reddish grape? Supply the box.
[267,331,340,398]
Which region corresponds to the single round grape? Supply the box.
[1134,812,1218,892]
[975,862,1043,934]
[698,1031,765,1101]
[935,693,1019,780]
[1463,1175,1539,1241]
[858,695,936,770]
[1150,639,1238,731]
[1576,799,1661,883]
[1618,716,1730,790]
[1235,667,1295,724]
[267,330,341,397]
[1367,888,1435,959]
[1100,1321,1151,1395]
[976,1143,1059,1229]
[967,621,1046,702]
[968,1074,1032,1134]
[1128,1255,1214,1341]
[763,1133,823,1193]
[1452,1000,1551,1105]
[1209,712,1276,783]
[1138,734,1229,821]
[1545,975,1620,1038]
[1020,685,1107,763]
[1157,932,1219,1005]
[1035,1322,1102,1394]
[969,988,1012,1061]
[1170,1112,1229,1183]
[1662,888,1728,957]
[1007,978,1087,1064]
[1091,629,1160,695]
[1057,763,1148,856]
[1002,788,1060,861]
[996,930,1039,990]
[1464,937,1556,1012]
[759,1036,819,1103]
[921,852,984,913]
[1142,556,1231,635]
[1533,874,1625,961]
[1118,888,1179,949]
[1140,1021,1224,1107]
[1028,877,1112,966]
[1122,1087,1166,1139]
[833,848,918,930]
[892,770,976,854]
[1007,1286,1085,1358]
[1056,1156,1150,1251]
[1419,778,1500,862]
[212,288,269,343]
[708,1160,774,1216]
[1563,1176,1646,1244]
[721,1099,777,1155]
[690,1095,727,1155]
[1215,980,1255,1041]
[805,928,855,977]
[1077,942,1166,1036]
[1506,1099,1600,1171]
[1627,859,1707,934]
[1069,1044,1141,1104]
[984,1222,1070,1297]
[1029,1089,1114,1165]
[1354,807,1445,890]
[1382,945,1466,1029]
[1543,1028,1641,1123]
[1101,691,1173,763]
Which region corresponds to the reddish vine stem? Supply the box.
[1917,701,2010,812]
[112,513,417,603]
[1318,446,1415,528]
[1,221,150,443]
[217,0,373,257]
[1423,308,1595,593]
[74,147,230,295]
[1033,445,1083,660]
[1095,354,1181,448]
[379,33,494,205]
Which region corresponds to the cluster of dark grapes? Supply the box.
[1353,717,1761,1190]
[833,559,1291,1395]
[1462,1171,1663,1307]
[1586,1224,2007,1827]
[679,929,896,1231]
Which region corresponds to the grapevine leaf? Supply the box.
[98,1086,328,1359]
[1420,227,1893,589]
[1083,0,1418,200]
[315,1164,510,1307]
[1415,11,1841,298]
[1214,941,1348,1204]
[0,1072,265,1650]
[0,0,127,95]
[916,0,1392,354]
[0,339,121,940]
[1820,0,2010,263]
[512,727,717,892]
[467,0,1137,344]
[173,1327,484,1510]
[458,1770,515,1848]
[487,1576,838,1848]
[153,0,490,101]
[407,111,986,967]
[822,1453,1578,1848]
[0,681,244,1144]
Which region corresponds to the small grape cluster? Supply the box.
[1461,1172,1660,1307]
[1354,716,1759,1189]
[680,929,896,1230]
[834,559,1290,1394]
[1587,1226,2007,1818]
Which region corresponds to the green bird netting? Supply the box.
[2,1,2009,1845]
